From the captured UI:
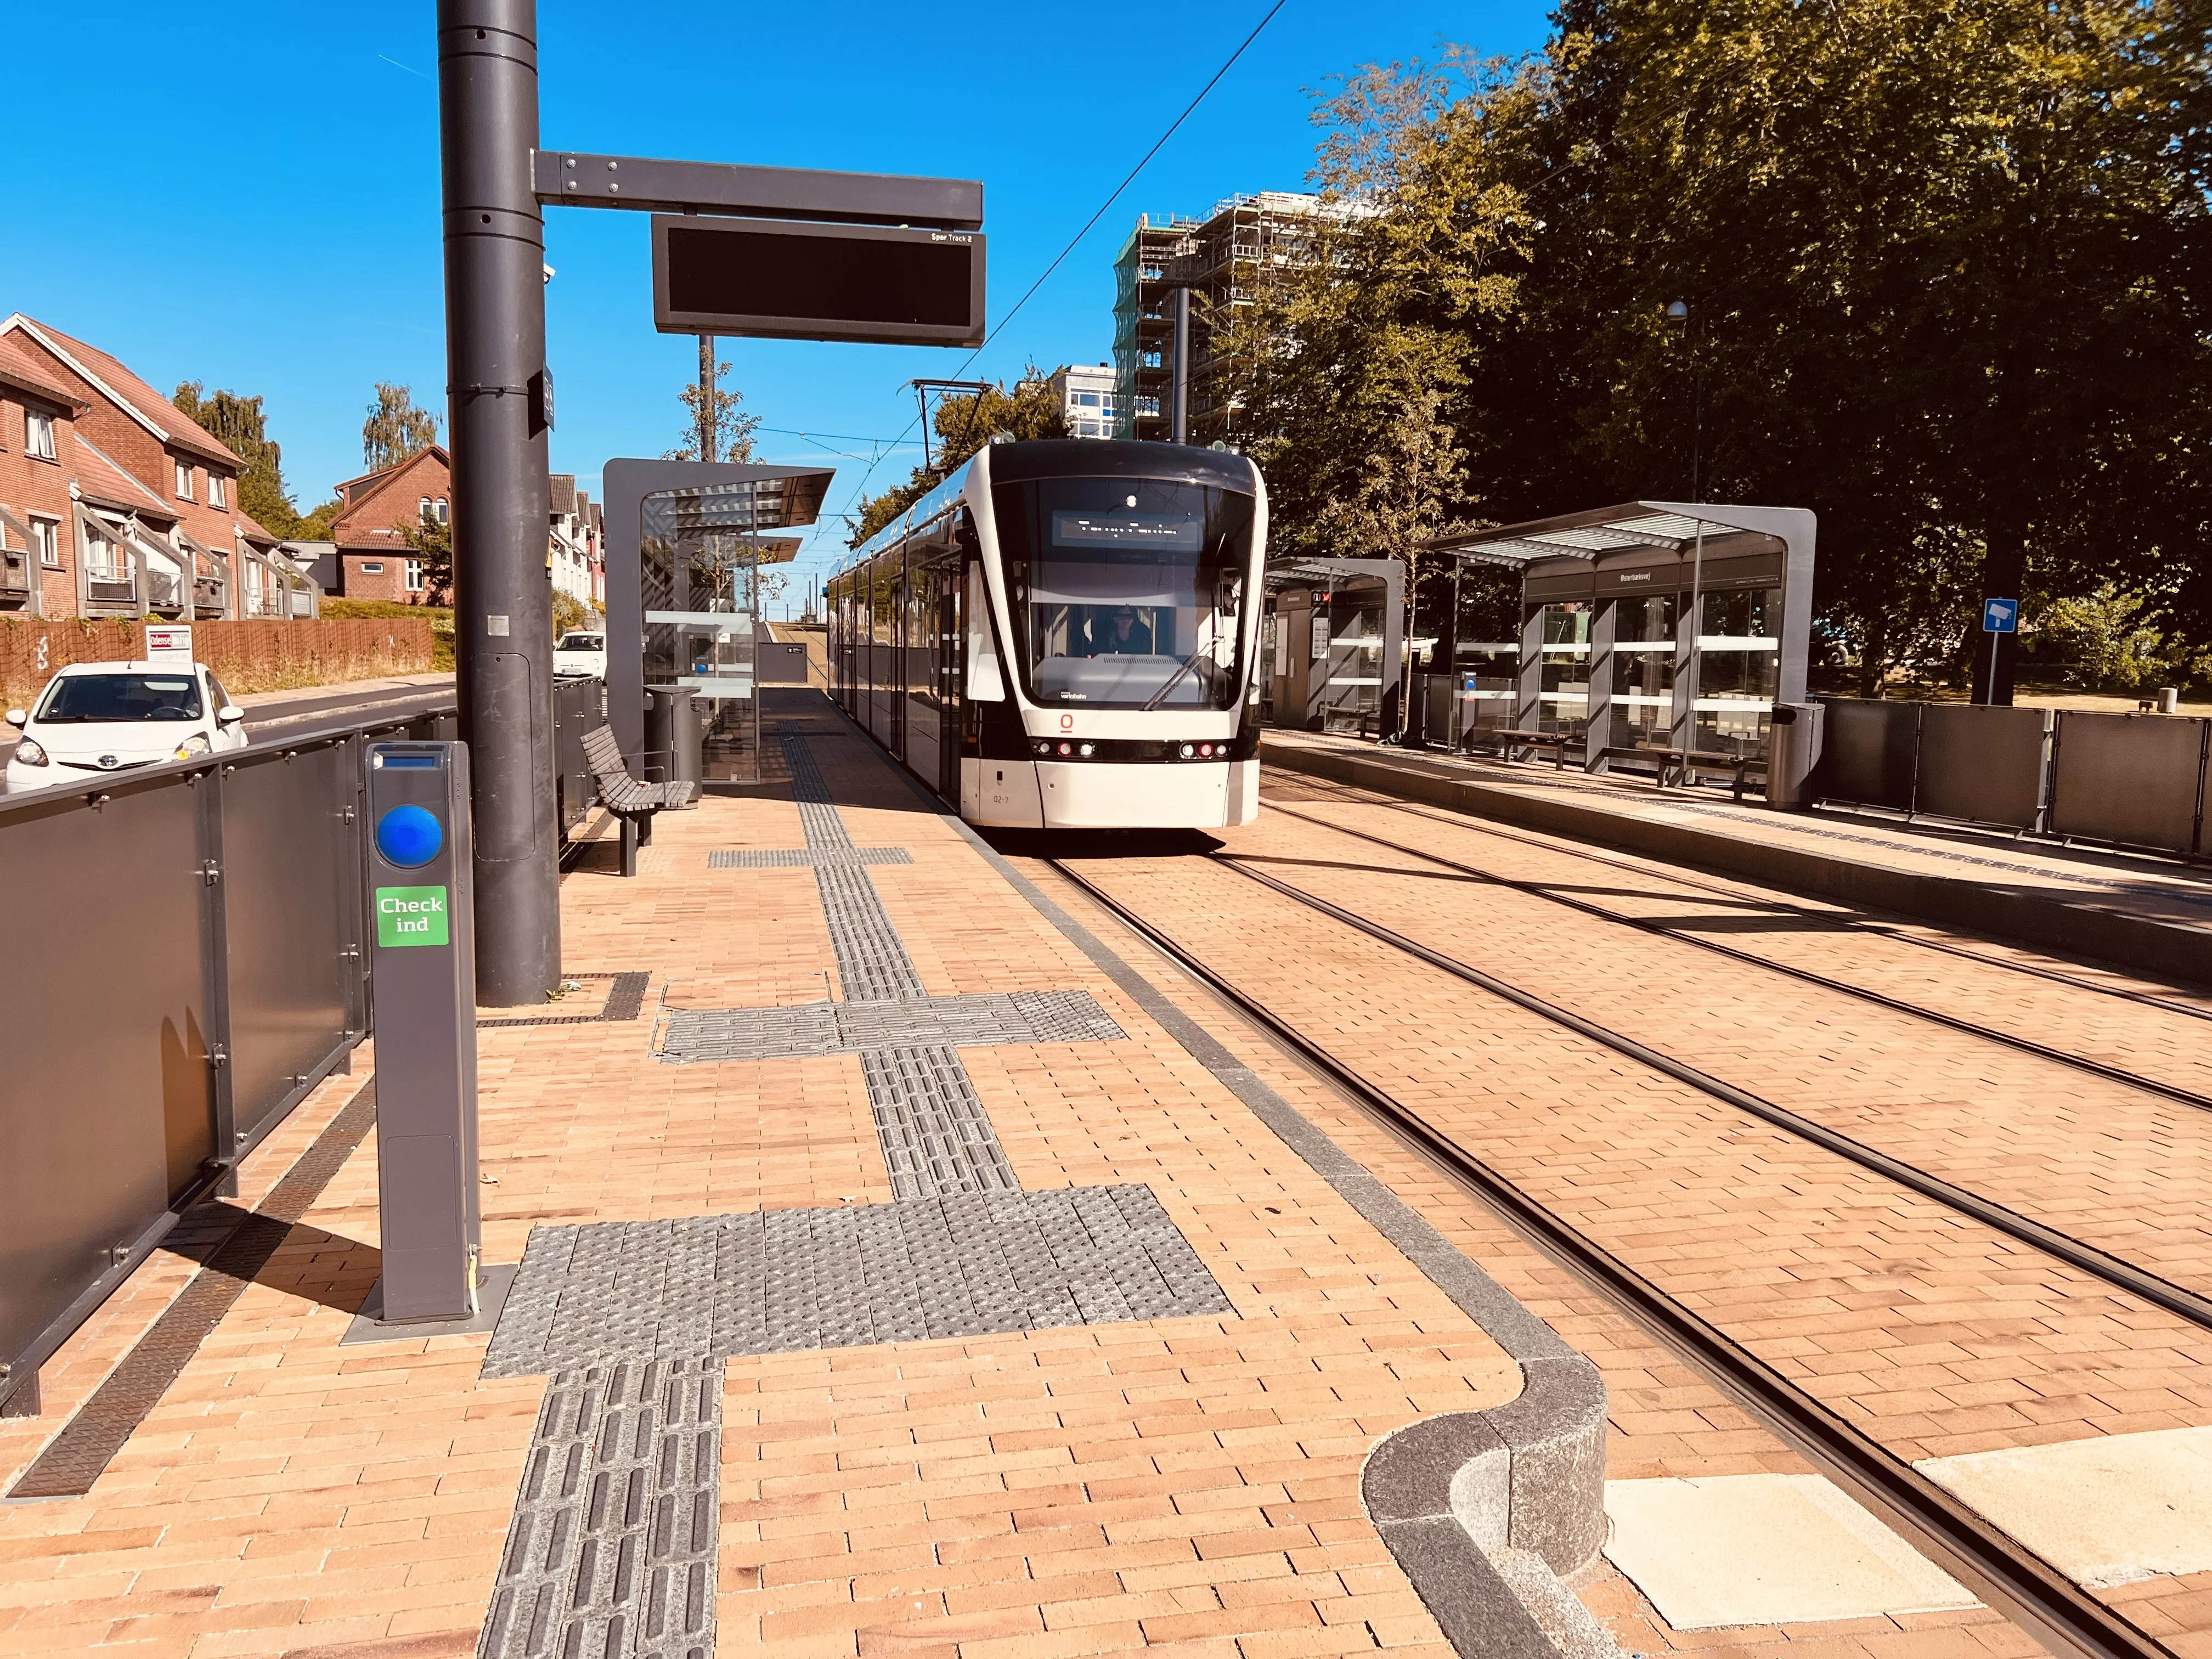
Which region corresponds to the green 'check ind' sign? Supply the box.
[376,885,451,948]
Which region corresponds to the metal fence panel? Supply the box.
[552,679,601,830]
[1813,698,1918,810]
[0,781,210,1372]
[220,740,363,1149]
[2050,712,2208,854]
[1914,704,2049,829]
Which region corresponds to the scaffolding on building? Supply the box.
[1110,193,1344,445]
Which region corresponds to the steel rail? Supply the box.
[1263,794,2212,1113]
[1043,855,2171,1659]
[1276,771,2212,1024]
[1209,851,2212,1333]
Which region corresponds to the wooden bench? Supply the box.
[580,724,700,875]
[1467,731,1573,769]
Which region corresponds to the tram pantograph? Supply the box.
[827,439,1267,830]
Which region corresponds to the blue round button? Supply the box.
[376,803,444,868]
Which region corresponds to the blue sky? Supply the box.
[9,2,1551,601]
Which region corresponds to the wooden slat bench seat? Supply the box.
[580,724,699,876]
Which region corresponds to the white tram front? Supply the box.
[827,439,1267,830]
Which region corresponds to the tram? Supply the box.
[826,439,1266,830]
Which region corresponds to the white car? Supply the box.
[5,660,249,794]
[554,630,607,680]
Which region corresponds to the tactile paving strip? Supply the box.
[657,989,1125,1064]
[480,1186,1231,1378]
[706,847,912,868]
[477,1357,721,1659]
[864,1045,1022,1200]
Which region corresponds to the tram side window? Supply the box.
[993,476,1255,710]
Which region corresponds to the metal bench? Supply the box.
[1597,743,1767,800]
[580,724,699,876]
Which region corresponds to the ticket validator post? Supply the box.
[365,741,482,1321]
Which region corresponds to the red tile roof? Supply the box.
[72,434,177,522]
[0,333,87,413]
[3,314,240,468]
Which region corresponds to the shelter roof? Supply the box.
[1428,501,1804,568]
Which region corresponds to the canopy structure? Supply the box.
[602,460,836,762]
[1425,501,1816,770]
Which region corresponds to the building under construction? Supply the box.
[1110,193,1339,445]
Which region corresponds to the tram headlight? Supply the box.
[1198,743,1214,758]
[1078,743,1094,758]
[1179,743,1194,758]
[1057,741,1073,756]
[1032,740,1052,756]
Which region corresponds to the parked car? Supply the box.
[4,661,249,794]
[554,630,607,680]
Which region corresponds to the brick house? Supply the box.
[0,314,307,620]
[327,447,449,603]
[0,333,91,619]
[549,473,605,610]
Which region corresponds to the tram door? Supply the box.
[936,565,963,800]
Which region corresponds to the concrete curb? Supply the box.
[1265,736,2212,987]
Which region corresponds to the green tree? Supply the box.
[665,353,760,464]
[400,509,453,605]
[848,371,1068,546]
[363,382,439,472]
[1219,2,2212,699]
[173,381,302,535]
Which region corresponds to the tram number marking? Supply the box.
[1060,713,1074,731]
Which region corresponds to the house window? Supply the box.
[435,498,449,523]
[176,460,194,499]
[25,411,55,460]
[82,521,123,577]
[359,562,385,574]
[208,473,226,509]
[420,496,431,520]
[31,516,60,567]
[405,560,425,592]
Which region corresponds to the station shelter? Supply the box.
[1260,557,1405,735]
[604,460,833,788]
[1426,502,1815,778]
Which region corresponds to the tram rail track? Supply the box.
[1041,853,2174,1659]
[1274,770,2212,1026]
[1260,788,2212,1119]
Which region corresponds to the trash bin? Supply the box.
[643,686,702,787]
[1765,701,1824,810]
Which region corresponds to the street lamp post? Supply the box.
[1666,298,1706,774]
[438,0,561,1007]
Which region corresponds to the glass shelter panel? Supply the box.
[1609,594,1677,751]
[1534,601,1591,737]
[640,490,764,785]
[1694,586,1781,755]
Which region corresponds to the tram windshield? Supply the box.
[993,476,1254,709]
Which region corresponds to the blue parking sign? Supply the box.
[1983,597,2018,635]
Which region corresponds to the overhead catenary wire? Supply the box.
[792,0,1293,592]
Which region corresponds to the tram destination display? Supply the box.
[652,215,985,347]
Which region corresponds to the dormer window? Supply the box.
[176,460,194,499]
[208,473,227,509]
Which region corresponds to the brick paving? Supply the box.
[1037,776,2212,1651]
[1229,787,2212,1306]
[0,696,1527,1659]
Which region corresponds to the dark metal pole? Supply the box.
[438,0,561,1007]
[1169,287,1192,445]
[698,335,715,462]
